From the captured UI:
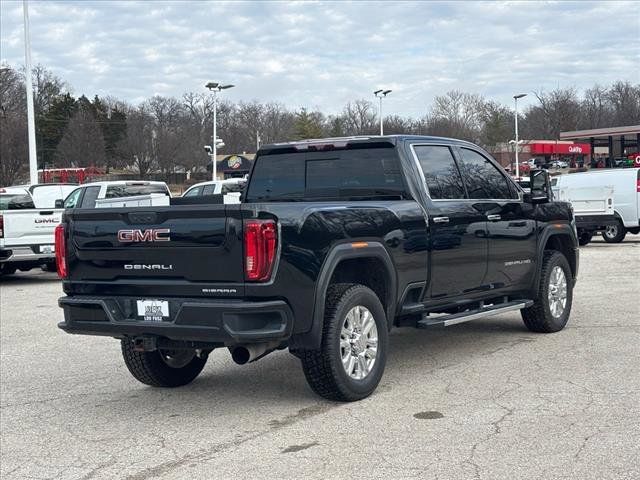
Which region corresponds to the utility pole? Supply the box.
[23,0,38,185]
[374,89,392,136]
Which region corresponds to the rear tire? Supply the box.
[121,340,207,387]
[42,262,57,273]
[299,283,388,402]
[602,220,626,243]
[521,251,573,333]
[0,264,17,276]
[577,231,593,246]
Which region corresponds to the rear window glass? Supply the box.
[222,182,245,194]
[246,147,406,201]
[105,184,169,198]
[0,194,36,210]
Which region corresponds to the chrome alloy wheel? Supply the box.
[340,306,378,380]
[547,266,568,318]
[604,225,618,238]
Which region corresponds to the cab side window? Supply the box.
[457,148,516,199]
[184,186,202,197]
[63,188,83,209]
[413,145,466,199]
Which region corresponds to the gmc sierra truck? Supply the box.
[57,136,579,401]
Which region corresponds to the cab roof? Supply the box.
[258,135,478,154]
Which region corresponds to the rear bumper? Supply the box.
[574,214,617,231]
[0,246,55,264]
[58,295,294,345]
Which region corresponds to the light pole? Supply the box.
[206,82,234,180]
[374,89,392,136]
[23,0,38,184]
[513,93,527,178]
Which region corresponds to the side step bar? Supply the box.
[417,300,533,328]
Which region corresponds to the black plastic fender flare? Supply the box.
[532,224,579,292]
[290,241,397,351]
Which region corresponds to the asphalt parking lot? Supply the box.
[1,237,639,480]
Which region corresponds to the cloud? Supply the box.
[1,0,638,117]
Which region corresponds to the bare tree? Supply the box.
[118,107,155,177]
[607,81,640,126]
[580,85,612,129]
[0,114,28,186]
[342,99,377,135]
[427,90,485,141]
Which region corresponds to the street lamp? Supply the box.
[513,93,527,178]
[206,82,234,180]
[374,89,392,136]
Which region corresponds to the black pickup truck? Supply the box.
[57,136,578,401]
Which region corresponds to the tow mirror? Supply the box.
[55,199,64,209]
[525,169,552,204]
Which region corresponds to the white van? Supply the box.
[552,169,640,243]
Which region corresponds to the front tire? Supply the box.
[299,283,388,402]
[602,220,626,243]
[121,340,207,387]
[577,231,593,246]
[521,251,573,333]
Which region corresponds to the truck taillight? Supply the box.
[54,223,67,279]
[244,220,277,282]
[0,214,3,238]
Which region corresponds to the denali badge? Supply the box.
[118,228,170,242]
[124,264,173,270]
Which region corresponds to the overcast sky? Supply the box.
[1,0,639,117]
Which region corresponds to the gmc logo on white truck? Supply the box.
[117,228,170,242]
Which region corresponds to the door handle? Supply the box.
[487,214,501,221]
[433,216,449,224]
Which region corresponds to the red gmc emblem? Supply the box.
[117,228,170,242]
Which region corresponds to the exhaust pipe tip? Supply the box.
[231,346,251,365]
[230,341,281,365]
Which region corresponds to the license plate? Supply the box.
[40,245,54,254]
[136,300,169,322]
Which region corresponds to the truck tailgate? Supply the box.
[66,205,244,291]
[0,209,62,247]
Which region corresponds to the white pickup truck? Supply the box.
[0,184,76,275]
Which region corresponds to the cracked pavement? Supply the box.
[1,237,639,479]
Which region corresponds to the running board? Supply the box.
[417,300,533,328]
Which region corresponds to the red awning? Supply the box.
[529,143,591,155]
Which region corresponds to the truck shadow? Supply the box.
[120,316,537,409]
[0,272,60,285]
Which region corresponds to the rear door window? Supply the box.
[457,148,516,199]
[80,186,101,208]
[202,184,216,196]
[413,145,466,199]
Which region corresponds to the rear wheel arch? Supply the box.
[293,243,397,351]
